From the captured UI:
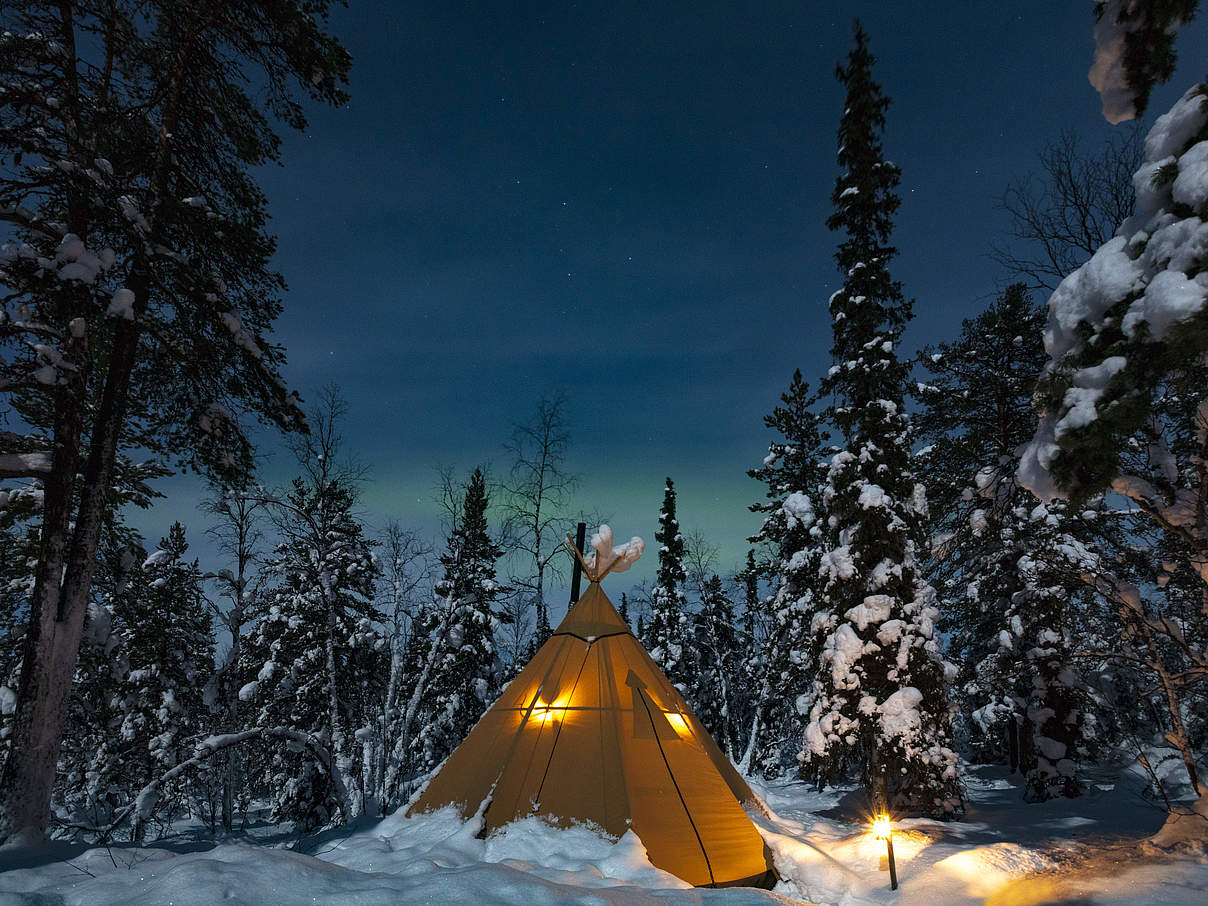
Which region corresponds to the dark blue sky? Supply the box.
[143,1,1207,602]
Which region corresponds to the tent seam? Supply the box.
[635,689,715,887]
[531,640,593,809]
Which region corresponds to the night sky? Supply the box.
[140,1,1208,604]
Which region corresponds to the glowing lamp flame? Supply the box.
[871,814,893,840]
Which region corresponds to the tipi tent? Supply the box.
[408,529,777,888]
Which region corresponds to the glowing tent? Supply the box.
[408,528,777,888]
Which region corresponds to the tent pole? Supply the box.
[569,521,587,606]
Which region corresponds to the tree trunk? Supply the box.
[379,645,403,812]
[0,301,142,841]
[0,9,201,840]
[867,736,890,816]
[1007,716,1020,774]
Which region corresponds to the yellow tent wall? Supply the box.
[408,581,776,888]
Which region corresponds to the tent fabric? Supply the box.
[408,581,777,889]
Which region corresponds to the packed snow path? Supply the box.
[1,764,1204,905]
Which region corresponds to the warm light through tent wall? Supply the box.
[664,712,690,735]
[527,697,570,725]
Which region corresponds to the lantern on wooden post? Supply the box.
[872,814,898,890]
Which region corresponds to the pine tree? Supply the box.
[744,371,830,777]
[0,488,43,717]
[1019,83,1208,816]
[646,478,697,697]
[694,575,740,757]
[0,1,350,842]
[410,468,506,773]
[733,550,764,768]
[618,592,630,629]
[238,416,384,829]
[801,22,961,817]
[1091,0,1198,121]
[915,285,1101,800]
[111,524,215,838]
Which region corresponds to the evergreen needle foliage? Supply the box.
[801,21,962,818]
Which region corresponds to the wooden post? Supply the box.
[886,835,898,890]
[569,522,587,606]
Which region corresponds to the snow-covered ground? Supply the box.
[1,763,1204,905]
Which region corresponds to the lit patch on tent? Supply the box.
[528,697,570,725]
[664,712,690,735]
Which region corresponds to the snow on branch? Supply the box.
[0,203,67,241]
[0,451,52,478]
[96,727,349,841]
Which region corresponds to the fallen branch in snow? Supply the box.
[86,727,349,843]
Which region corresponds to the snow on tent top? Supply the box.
[408,528,776,889]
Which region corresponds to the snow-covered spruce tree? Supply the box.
[743,370,830,777]
[238,401,385,829]
[111,524,215,839]
[1019,83,1208,817]
[1090,0,1199,123]
[693,574,740,757]
[0,2,350,842]
[915,284,1101,801]
[800,23,961,817]
[410,468,506,774]
[645,478,698,698]
[732,551,765,767]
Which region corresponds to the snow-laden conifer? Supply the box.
[113,524,214,838]
[916,285,1102,800]
[693,575,740,757]
[800,23,961,817]
[238,421,384,829]
[409,468,505,774]
[0,1,350,843]
[645,479,697,697]
[1020,81,1208,819]
[743,371,829,776]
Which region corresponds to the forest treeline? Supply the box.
[1,2,1206,844]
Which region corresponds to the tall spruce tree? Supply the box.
[238,413,385,829]
[744,371,829,776]
[1020,83,1208,816]
[0,2,349,843]
[915,285,1101,800]
[800,23,961,817]
[694,574,740,757]
[114,524,215,838]
[734,550,765,768]
[410,468,506,773]
[646,478,697,697]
